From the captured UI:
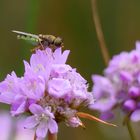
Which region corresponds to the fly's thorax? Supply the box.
[39,34,56,44]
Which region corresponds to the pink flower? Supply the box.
[24,104,58,139]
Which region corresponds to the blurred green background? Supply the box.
[1,0,140,140]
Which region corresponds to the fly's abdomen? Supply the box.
[17,34,39,42]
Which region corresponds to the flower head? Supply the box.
[91,41,140,121]
[0,48,94,138]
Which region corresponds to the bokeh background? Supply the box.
[0,0,140,140]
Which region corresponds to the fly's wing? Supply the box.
[12,30,41,46]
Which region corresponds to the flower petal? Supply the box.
[53,48,70,64]
[36,120,48,138]
[24,116,39,129]
[48,78,71,98]
[29,104,44,115]
[48,119,58,134]
[11,100,26,116]
[0,92,15,104]
[131,109,140,122]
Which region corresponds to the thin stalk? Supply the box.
[34,134,37,140]
[126,118,136,140]
[48,131,57,140]
[91,0,110,66]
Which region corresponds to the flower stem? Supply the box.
[48,131,57,140]
[126,118,136,140]
[34,134,37,140]
[91,0,110,66]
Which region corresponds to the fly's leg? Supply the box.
[38,39,44,50]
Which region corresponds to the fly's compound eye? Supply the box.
[54,37,63,46]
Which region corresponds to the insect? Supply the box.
[12,30,64,51]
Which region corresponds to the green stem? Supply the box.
[91,0,110,66]
[48,131,57,140]
[126,118,136,140]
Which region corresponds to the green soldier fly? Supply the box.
[12,30,64,51]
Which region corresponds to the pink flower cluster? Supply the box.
[0,48,94,139]
[90,42,140,121]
